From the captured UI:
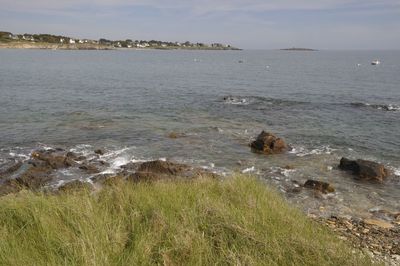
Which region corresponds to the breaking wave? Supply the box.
[350,102,400,112]
[221,95,307,107]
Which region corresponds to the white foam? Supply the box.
[8,152,30,161]
[242,166,255,174]
[394,168,400,176]
[294,145,336,157]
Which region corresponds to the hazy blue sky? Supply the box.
[1,0,399,49]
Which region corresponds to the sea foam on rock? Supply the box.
[339,157,389,182]
[250,131,288,154]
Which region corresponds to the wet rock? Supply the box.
[15,165,53,190]
[283,165,295,170]
[120,162,140,171]
[31,150,76,169]
[128,160,216,183]
[129,160,189,182]
[339,158,389,182]
[304,179,335,194]
[0,161,23,178]
[250,131,287,154]
[58,180,93,193]
[94,149,104,155]
[79,164,100,174]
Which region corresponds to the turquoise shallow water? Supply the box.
[0,49,399,218]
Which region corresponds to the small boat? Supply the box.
[371,60,381,65]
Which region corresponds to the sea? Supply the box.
[1,49,399,219]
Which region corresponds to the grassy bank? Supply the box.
[0,175,371,265]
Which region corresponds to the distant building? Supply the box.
[69,39,76,44]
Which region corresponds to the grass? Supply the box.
[0,175,372,265]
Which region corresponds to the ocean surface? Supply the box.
[1,49,399,218]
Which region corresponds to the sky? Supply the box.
[1,0,400,49]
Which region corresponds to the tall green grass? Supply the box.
[0,175,371,265]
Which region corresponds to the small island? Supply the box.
[280,47,318,51]
[0,31,241,51]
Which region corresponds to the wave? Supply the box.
[221,95,307,107]
[289,145,337,157]
[221,95,400,113]
[350,102,400,112]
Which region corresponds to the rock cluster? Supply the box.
[250,131,288,154]
[0,149,218,196]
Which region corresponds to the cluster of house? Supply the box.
[1,31,233,49]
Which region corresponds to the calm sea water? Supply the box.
[1,49,399,218]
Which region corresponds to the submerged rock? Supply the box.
[304,179,335,194]
[250,131,287,154]
[168,132,186,139]
[339,158,389,182]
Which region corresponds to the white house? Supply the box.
[69,39,76,44]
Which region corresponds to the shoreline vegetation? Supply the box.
[1,131,399,264]
[0,31,241,51]
[0,175,373,265]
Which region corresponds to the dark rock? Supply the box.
[58,180,93,192]
[283,165,295,170]
[120,162,140,171]
[304,179,335,194]
[94,149,105,155]
[79,164,100,174]
[250,131,287,154]
[0,161,23,178]
[15,165,53,189]
[128,160,217,183]
[31,150,75,169]
[129,160,189,182]
[339,157,389,182]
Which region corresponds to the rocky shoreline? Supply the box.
[315,215,400,265]
[1,130,399,264]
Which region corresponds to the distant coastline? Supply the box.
[0,31,241,51]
